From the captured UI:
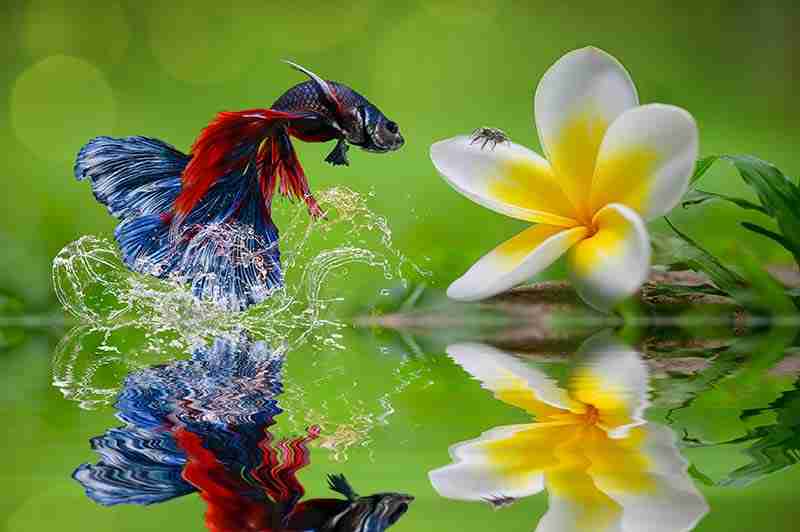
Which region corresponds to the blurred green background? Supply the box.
[4,2,800,532]
[2,0,800,310]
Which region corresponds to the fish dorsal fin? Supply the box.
[283,60,343,116]
[327,473,359,501]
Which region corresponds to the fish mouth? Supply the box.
[358,132,404,153]
[386,495,413,525]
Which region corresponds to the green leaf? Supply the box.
[741,222,793,250]
[664,219,746,296]
[687,464,716,487]
[690,155,719,185]
[730,251,797,317]
[722,155,800,264]
[686,154,800,266]
[682,189,768,214]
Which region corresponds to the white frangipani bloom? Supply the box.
[431,47,699,310]
[429,332,709,532]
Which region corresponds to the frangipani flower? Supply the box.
[431,47,699,310]
[429,332,708,532]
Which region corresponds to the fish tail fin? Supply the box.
[251,425,320,509]
[174,109,303,220]
[269,130,323,218]
[114,206,283,310]
[73,427,194,506]
[75,136,188,220]
[176,428,274,532]
[75,135,188,279]
[179,207,283,310]
[114,213,176,275]
[75,132,283,310]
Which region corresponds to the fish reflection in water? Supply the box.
[429,331,708,532]
[73,334,412,531]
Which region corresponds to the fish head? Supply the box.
[324,492,414,531]
[348,104,404,153]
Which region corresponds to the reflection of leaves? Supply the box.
[664,330,800,486]
[719,385,800,486]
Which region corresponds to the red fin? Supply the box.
[174,109,301,220]
[263,132,323,218]
[251,425,320,508]
[176,428,274,532]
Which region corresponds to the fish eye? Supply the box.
[385,121,398,134]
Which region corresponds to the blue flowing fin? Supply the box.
[72,427,194,506]
[75,136,187,219]
[75,135,282,310]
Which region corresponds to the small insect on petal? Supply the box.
[470,127,509,151]
[483,494,518,510]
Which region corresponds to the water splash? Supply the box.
[279,352,431,462]
[52,186,427,350]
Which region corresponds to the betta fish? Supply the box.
[74,62,404,310]
[72,334,412,532]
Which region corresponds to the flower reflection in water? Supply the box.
[429,332,708,531]
[73,334,413,531]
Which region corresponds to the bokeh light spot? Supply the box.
[10,55,116,162]
[147,5,263,84]
[21,0,130,65]
[147,2,377,84]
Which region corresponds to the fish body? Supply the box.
[272,74,404,156]
[74,63,402,310]
[317,475,413,532]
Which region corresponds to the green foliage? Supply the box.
[689,155,720,185]
[681,189,767,214]
[674,154,800,313]
[663,219,746,296]
[686,155,800,266]
[664,219,796,315]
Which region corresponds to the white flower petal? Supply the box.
[429,423,547,502]
[431,136,578,226]
[449,224,588,301]
[566,203,650,311]
[588,423,709,532]
[534,47,638,219]
[447,342,575,415]
[535,484,624,532]
[590,104,699,221]
[570,331,650,437]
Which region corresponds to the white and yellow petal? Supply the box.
[590,104,699,220]
[570,331,650,437]
[537,469,624,532]
[447,342,575,417]
[565,203,650,311]
[586,423,709,532]
[534,47,638,220]
[429,424,548,501]
[431,136,578,226]
[449,224,588,301]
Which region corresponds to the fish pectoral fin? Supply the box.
[327,473,359,501]
[324,139,350,166]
